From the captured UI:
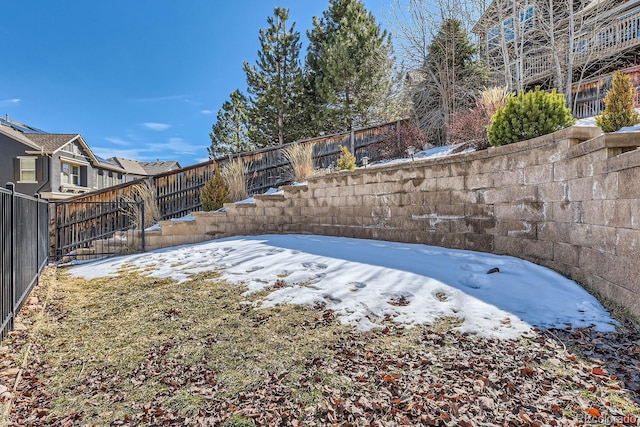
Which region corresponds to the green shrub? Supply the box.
[487,87,575,146]
[201,163,231,211]
[336,145,357,170]
[595,70,640,132]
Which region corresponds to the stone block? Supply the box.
[464,233,494,253]
[523,164,553,185]
[553,241,579,267]
[615,227,640,257]
[494,202,545,221]
[611,199,640,229]
[582,199,616,226]
[493,235,522,256]
[521,239,554,261]
[537,221,571,244]
[494,219,537,239]
[618,167,640,198]
[465,173,494,190]
[437,175,465,191]
[423,163,451,179]
[567,177,593,201]
[451,190,479,204]
[424,190,451,204]
[538,182,567,202]
[591,172,618,200]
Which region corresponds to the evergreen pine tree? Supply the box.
[200,163,231,211]
[244,7,306,147]
[208,90,253,159]
[595,70,640,133]
[305,0,395,135]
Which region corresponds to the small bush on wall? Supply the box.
[487,87,575,146]
[201,163,231,211]
[596,70,640,132]
[337,145,357,170]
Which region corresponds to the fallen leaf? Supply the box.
[585,407,601,417]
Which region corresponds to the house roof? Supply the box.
[139,160,181,175]
[1,118,126,173]
[26,133,81,153]
[108,157,150,176]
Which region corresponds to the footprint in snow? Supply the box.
[459,263,487,272]
[349,282,367,291]
[302,262,328,271]
[458,274,490,289]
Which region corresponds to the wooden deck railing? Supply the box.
[574,10,640,65]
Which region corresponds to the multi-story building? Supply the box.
[0,117,178,200]
[473,0,640,116]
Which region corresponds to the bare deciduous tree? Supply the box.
[387,0,489,144]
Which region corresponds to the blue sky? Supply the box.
[0,0,391,167]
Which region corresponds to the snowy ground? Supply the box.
[69,234,616,340]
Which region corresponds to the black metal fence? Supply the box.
[53,201,145,263]
[1,183,49,340]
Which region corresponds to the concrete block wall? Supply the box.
[144,126,640,319]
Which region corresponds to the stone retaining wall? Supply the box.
[145,126,640,319]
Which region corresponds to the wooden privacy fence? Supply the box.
[1,183,49,341]
[52,120,405,260]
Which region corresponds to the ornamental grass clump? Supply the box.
[595,70,640,132]
[120,179,161,228]
[221,158,248,201]
[487,87,575,147]
[283,142,315,182]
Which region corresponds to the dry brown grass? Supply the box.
[221,159,248,201]
[480,86,511,118]
[3,268,358,424]
[120,179,161,228]
[283,143,315,182]
[3,267,639,425]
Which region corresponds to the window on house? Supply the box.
[61,162,80,185]
[520,6,534,32]
[573,39,587,54]
[487,25,499,50]
[503,17,515,42]
[19,157,37,182]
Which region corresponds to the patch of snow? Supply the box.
[574,116,598,127]
[263,187,284,195]
[616,124,640,133]
[236,197,256,204]
[68,234,617,340]
[170,214,195,222]
[145,223,161,232]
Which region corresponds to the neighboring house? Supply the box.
[1,117,128,200]
[473,0,640,116]
[108,157,181,180]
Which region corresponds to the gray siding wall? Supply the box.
[0,134,49,196]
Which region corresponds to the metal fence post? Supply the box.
[34,193,41,286]
[141,201,145,252]
[5,183,15,333]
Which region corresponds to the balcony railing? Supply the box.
[574,10,640,64]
